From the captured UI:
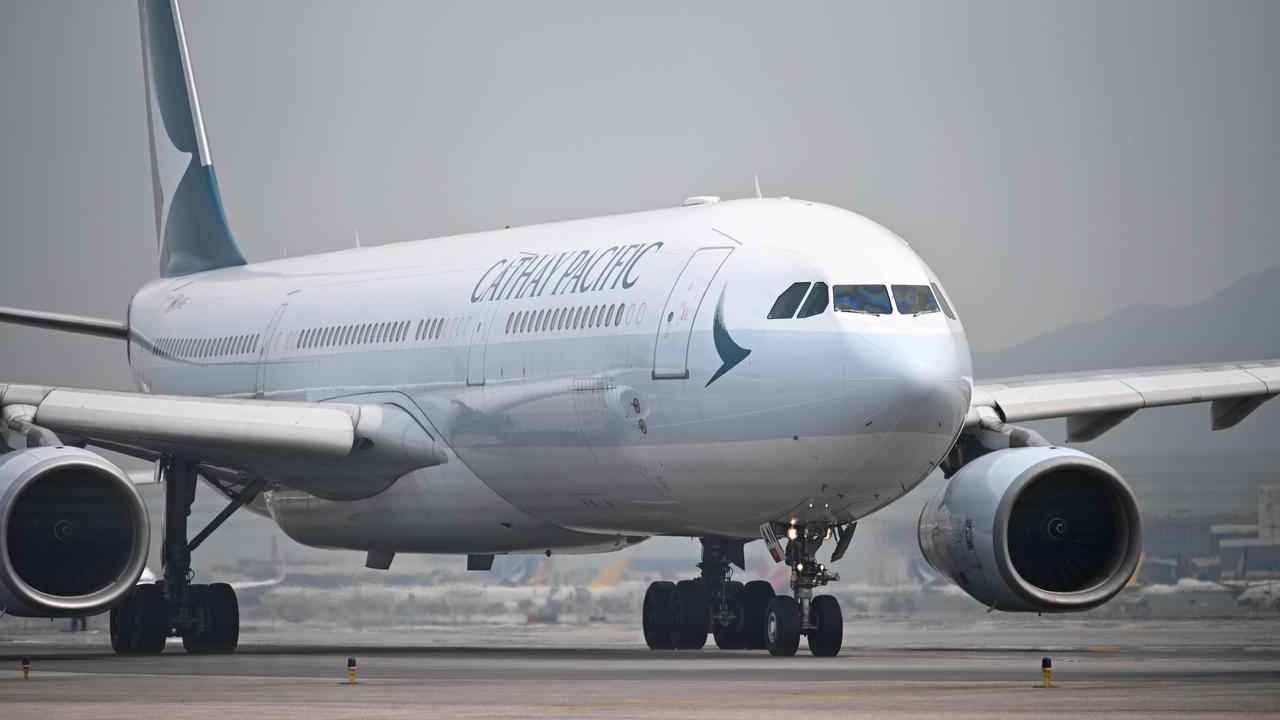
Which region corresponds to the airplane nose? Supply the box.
[843,332,971,442]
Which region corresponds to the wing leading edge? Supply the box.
[968,360,1280,441]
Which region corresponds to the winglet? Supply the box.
[139,0,247,277]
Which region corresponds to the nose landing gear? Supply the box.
[641,524,852,657]
[767,522,845,657]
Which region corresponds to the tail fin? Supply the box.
[138,0,246,277]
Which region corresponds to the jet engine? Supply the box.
[0,447,150,617]
[918,446,1142,612]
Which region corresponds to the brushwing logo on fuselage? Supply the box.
[706,288,751,387]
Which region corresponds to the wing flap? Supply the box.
[35,388,358,459]
[1,383,448,501]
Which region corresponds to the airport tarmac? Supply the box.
[3,618,1279,719]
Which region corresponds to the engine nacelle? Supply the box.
[0,447,150,617]
[918,446,1142,612]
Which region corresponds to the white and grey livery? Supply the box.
[0,0,1276,657]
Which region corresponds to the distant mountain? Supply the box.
[974,266,1280,379]
[970,267,1280,463]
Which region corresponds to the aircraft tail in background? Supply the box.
[587,556,632,590]
[138,0,246,277]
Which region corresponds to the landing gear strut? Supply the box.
[644,538,768,651]
[110,458,251,654]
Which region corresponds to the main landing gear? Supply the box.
[110,458,258,654]
[642,524,852,657]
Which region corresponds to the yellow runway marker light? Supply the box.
[1041,657,1052,688]
[21,656,30,681]
[347,657,357,685]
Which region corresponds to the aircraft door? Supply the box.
[466,301,502,386]
[255,303,288,397]
[652,247,733,379]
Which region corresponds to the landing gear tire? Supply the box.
[182,583,240,653]
[712,581,745,650]
[807,594,842,657]
[765,595,800,657]
[642,581,676,650]
[668,579,709,650]
[119,584,168,655]
[109,594,135,654]
[741,580,775,650]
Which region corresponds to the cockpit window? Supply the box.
[930,282,955,319]
[768,282,810,319]
[796,282,829,318]
[892,285,940,315]
[833,284,892,315]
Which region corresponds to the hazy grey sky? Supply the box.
[1,0,1278,392]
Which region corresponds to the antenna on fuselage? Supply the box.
[753,172,763,199]
[354,228,362,249]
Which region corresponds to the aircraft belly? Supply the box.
[265,448,634,555]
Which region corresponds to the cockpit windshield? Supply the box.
[891,285,940,315]
[833,285,892,315]
[768,282,811,319]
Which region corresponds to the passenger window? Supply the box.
[891,285,940,315]
[797,282,829,318]
[833,285,893,315]
[768,282,810,319]
[930,282,956,320]
[615,303,624,327]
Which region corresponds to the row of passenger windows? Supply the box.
[505,302,648,335]
[768,282,955,319]
[294,316,469,350]
[153,334,259,359]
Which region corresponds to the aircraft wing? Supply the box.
[968,360,1280,441]
[0,383,448,500]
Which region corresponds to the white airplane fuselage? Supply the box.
[127,198,972,556]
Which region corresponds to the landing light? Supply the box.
[786,526,799,541]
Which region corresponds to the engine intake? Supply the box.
[0,447,150,617]
[918,446,1142,612]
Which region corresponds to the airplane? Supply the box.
[0,0,1276,658]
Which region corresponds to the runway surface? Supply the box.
[3,619,1279,718]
